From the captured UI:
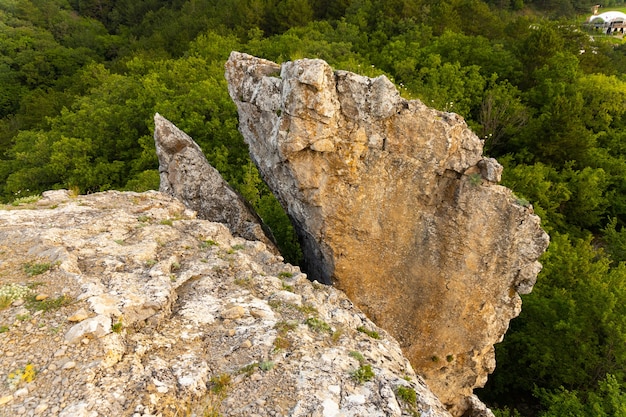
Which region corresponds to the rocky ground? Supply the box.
[0,190,451,417]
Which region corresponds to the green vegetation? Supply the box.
[397,385,417,406]
[296,303,318,316]
[200,239,219,248]
[349,350,375,384]
[273,320,297,350]
[7,364,36,389]
[16,313,31,321]
[209,373,231,394]
[305,317,332,333]
[0,283,32,309]
[23,262,52,276]
[356,325,380,339]
[259,360,275,371]
[349,350,365,363]
[351,364,375,384]
[468,173,483,186]
[26,294,73,312]
[273,336,291,350]
[11,194,41,206]
[275,320,298,334]
[112,319,123,333]
[238,363,258,376]
[1,0,626,414]
[238,360,274,375]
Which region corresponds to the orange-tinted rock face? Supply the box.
[226,52,549,416]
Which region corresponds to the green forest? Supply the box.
[1,0,626,415]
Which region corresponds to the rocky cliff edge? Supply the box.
[0,190,451,417]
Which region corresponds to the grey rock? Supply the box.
[64,315,111,344]
[478,157,503,183]
[153,113,279,253]
[0,190,451,417]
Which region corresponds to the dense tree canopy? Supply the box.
[1,0,626,415]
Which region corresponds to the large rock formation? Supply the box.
[154,112,278,253]
[0,190,451,417]
[225,52,550,415]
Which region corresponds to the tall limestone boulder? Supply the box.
[225,52,549,416]
[154,113,278,253]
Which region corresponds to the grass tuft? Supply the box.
[351,364,374,384]
[357,325,380,339]
[305,317,332,333]
[26,294,73,312]
[23,262,52,276]
[209,373,231,394]
[397,385,417,405]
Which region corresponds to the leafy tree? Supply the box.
[483,234,626,406]
[407,57,486,119]
[537,374,626,417]
[479,80,528,154]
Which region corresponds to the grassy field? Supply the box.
[596,6,626,14]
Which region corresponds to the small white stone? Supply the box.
[88,294,122,316]
[321,398,340,417]
[346,394,366,405]
[62,361,76,370]
[14,387,28,398]
[64,315,111,344]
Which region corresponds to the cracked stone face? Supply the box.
[0,190,454,417]
[226,52,549,416]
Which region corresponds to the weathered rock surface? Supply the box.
[225,52,550,416]
[154,113,278,253]
[0,190,451,417]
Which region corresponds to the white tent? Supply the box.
[589,11,626,26]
